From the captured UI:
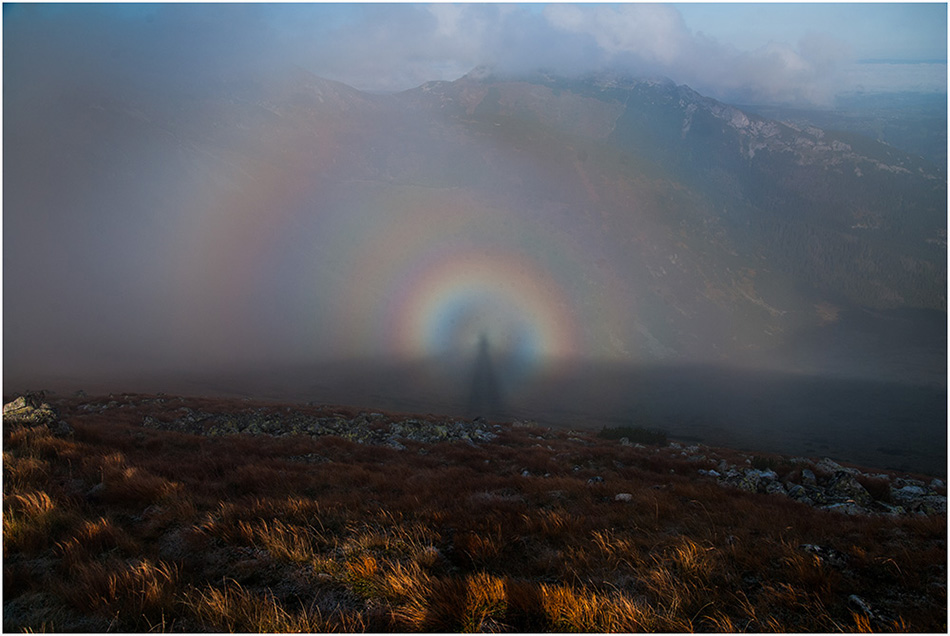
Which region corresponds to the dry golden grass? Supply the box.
[184,580,367,632]
[59,558,179,630]
[3,491,77,556]
[2,392,946,632]
[55,516,140,570]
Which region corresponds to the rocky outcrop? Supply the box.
[702,454,944,517]
[3,393,74,438]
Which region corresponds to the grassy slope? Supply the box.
[3,393,946,632]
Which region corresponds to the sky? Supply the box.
[3,3,947,103]
[3,2,948,394]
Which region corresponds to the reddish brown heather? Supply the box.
[2,392,946,632]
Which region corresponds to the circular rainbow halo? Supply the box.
[388,246,580,372]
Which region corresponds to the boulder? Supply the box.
[892,485,928,500]
[737,468,780,493]
[614,493,633,502]
[908,495,947,515]
[827,471,873,507]
[801,469,817,486]
[3,395,59,427]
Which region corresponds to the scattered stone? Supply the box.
[801,468,817,486]
[800,544,849,568]
[614,493,633,502]
[847,594,876,619]
[823,502,867,515]
[587,476,604,484]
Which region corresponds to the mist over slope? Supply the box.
[6,68,945,375]
[5,67,946,474]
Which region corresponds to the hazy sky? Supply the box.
[4,3,947,103]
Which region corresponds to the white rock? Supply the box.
[615,493,634,502]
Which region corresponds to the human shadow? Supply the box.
[467,333,505,419]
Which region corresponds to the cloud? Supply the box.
[545,3,689,66]
[540,4,852,105]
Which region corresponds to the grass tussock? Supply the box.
[2,392,946,632]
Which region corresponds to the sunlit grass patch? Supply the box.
[56,516,140,570]
[3,491,76,556]
[184,580,368,633]
[59,558,179,630]
[93,451,183,505]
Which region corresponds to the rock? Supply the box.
[737,468,779,493]
[786,483,807,499]
[909,495,947,515]
[3,395,59,427]
[587,476,604,484]
[614,493,633,502]
[827,471,873,507]
[848,594,875,618]
[816,457,857,475]
[892,485,928,501]
[3,396,29,414]
[930,478,945,490]
[823,502,868,515]
[800,544,849,568]
[47,420,74,438]
[873,502,906,516]
[801,468,817,486]
[697,469,720,478]
[787,483,821,506]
